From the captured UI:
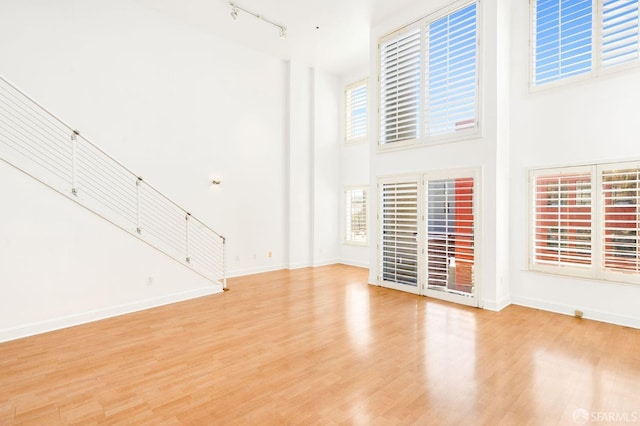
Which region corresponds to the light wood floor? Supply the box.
[1,264,639,425]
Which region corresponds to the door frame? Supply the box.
[376,168,482,307]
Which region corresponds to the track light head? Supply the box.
[279,27,287,39]
[231,5,238,20]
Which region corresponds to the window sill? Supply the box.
[527,266,640,287]
[344,241,368,247]
[377,128,481,154]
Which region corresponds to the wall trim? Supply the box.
[286,261,312,270]
[0,286,223,343]
[483,297,511,312]
[227,264,288,278]
[511,295,640,330]
[339,258,370,269]
[312,258,340,268]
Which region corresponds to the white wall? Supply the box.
[312,70,341,266]
[0,162,219,342]
[508,1,640,328]
[286,64,342,269]
[286,62,313,269]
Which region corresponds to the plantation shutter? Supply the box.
[601,0,640,67]
[532,0,593,85]
[379,27,421,145]
[346,187,367,243]
[345,81,367,141]
[426,177,475,293]
[380,181,419,285]
[425,2,478,136]
[532,172,593,268]
[601,167,640,273]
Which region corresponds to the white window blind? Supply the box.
[345,187,367,243]
[532,171,593,269]
[380,181,419,286]
[345,80,368,141]
[426,2,478,136]
[601,167,640,273]
[380,28,422,145]
[601,0,640,68]
[379,0,479,146]
[426,176,475,294]
[532,0,593,86]
[530,163,640,284]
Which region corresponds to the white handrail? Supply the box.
[0,74,227,290]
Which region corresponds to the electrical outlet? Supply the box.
[574,310,583,318]
[147,276,153,286]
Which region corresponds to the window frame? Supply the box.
[345,79,368,144]
[529,165,596,280]
[529,161,640,285]
[530,0,640,91]
[376,168,482,306]
[345,186,368,246]
[377,0,481,151]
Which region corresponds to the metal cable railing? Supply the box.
[0,75,227,290]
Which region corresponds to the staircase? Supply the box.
[0,75,227,289]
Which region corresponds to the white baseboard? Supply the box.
[483,297,511,312]
[286,262,312,270]
[228,262,363,278]
[511,295,640,329]
[227,264,287,278]
[312,258,339,268]
[339,259,370,269]
[0,286,223,343]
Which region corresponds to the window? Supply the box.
[379,1,479,147]
[345,187,367,244]
[601,167,640,274]
[602,0,640,68]
[532,0,640,87]
[530,162,640,284]
[345,80,368,142]
[532,169,593,270]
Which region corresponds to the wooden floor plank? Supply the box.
[1,264,639,424]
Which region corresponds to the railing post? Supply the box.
[222,236,229,291]
[136,177,142,234]
[185,212,191,264]
[70,130,80,196]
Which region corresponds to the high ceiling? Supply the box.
[133,0,419,77]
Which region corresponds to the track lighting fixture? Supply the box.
[229,2,287,40]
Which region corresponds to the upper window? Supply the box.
[345,187,367,244]
[345,80,368,142]
[530,162,640,284]
[379,1,479,147]
[532,0,640,87]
